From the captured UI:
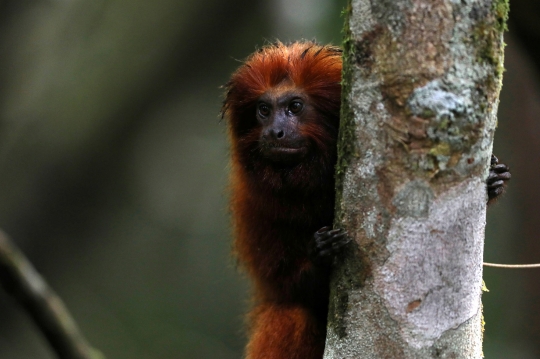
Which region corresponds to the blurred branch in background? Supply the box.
[0,229,103,359]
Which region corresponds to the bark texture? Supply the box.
[325,0,507,358]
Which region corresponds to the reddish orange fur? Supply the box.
[223,41,342,359]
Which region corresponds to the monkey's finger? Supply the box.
[315,228,344,242]
[487,180,504,189]
[316,226,332,234]
[318,238,351,257]
[487,172,498,181]
[495,172,511,180]
[488,187,504,197]
[319,230,347,243]
[487,172,511,184]
[316,232,348,250]
[492,164,510,173]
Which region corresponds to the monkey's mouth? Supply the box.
[262,145,308,163]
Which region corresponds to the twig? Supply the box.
[0,229,104,359]
[483,262,540,269]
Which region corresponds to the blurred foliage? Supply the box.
[0,0,539,358]
[0,0,345,358]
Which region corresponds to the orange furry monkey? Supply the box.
[222,41,510,359]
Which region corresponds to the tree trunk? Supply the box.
[325,0,507,358]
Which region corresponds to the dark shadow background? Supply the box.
[0,0,538,358]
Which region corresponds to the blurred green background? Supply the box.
[0,0,539,358]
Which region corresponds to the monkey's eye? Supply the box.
[288,101,303,115]
[258,103,271,117]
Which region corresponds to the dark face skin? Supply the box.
[257,85,311,164]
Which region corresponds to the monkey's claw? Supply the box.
[487,154,510,203]
[313,226,349,261]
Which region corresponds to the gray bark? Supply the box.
[325,0,507,358]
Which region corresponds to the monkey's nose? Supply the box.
[265,127,286,140]
[274,129,285,139]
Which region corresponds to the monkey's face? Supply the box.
[223,42,341,192]
[256,85,312,164]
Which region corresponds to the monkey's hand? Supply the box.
[487,154,511,205]
[311,227,349,266]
